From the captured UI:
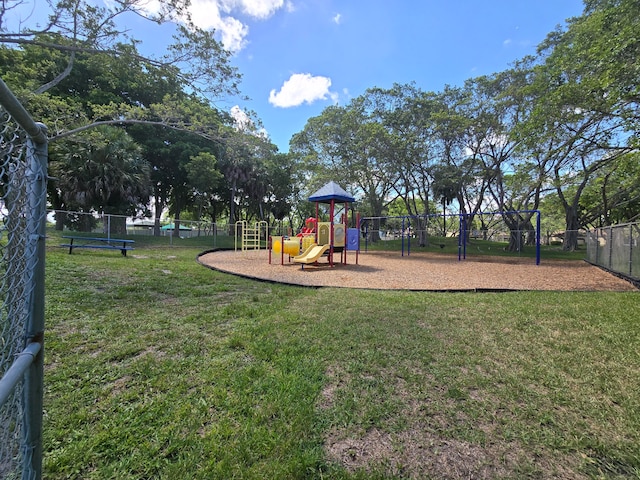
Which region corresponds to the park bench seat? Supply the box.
[61,236,135,256]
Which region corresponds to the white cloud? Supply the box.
[230,105,269,138]
[269,73,335,108]
[333,13,342,25]
[187,1,250,51]
[220,0,284,19]
[217,16,250,52]
[503,38,512,47]
[135,0,288,53]
[230,105,251,129]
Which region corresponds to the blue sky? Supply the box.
[212,0,586,152]
[10,0,586,152]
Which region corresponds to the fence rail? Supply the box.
[46,210,295,249]
[0,77,48,480]
[586,222,640,280]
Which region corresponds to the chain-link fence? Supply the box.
[586,222,640,281]
[46,210,293,251]
[47,210,243,249]
[0,78,48,479]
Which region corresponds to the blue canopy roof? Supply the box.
[308,181,355,203]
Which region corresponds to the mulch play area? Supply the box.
[198,249,637,292]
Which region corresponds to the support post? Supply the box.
[536,210,541,265]
[629,224,633,276]
[22,127,48,480]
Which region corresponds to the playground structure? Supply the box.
[270,216,316,256]
[234,220,268,251]
[361,210,541,265]
[235,188,541,267]
[269,181,361,268]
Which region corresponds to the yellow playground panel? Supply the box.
[271,236,301,256]
[302,234,315,251]
[318,222,345,247]
[318,222,330,245]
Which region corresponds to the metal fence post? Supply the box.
[630,224,634,277]
[22,126,48,480]
[607,226,613,270]
[0,75,48,480]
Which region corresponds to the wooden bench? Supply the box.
[61,236,135,256]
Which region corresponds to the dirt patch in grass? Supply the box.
[320,366,587,479]
[107,375,133,397]
[324,424,586,479]
[198,250,637,292]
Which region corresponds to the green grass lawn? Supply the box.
[43,236,639,479]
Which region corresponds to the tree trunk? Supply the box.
[153,190,164,237]
[174,211,181,237]
[416,217,428,247]
[154,212,161,236]
[229,184,237,236]
[508,229,524,252]
[78,213,95,232]
[55,210,66,231]
[524,218,536,246]
[563,206,581,251]
[441,199,447,237]
[502,214,523,252]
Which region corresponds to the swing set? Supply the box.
[361,209,541,265]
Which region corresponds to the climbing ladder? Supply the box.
[235,221,268,251]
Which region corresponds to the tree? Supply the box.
[541,0,639,138]
[163,131,221,233]
[49,126,150,233]
[290,102,393,221]
[262,153,297,227]
[431,163,462,236]
[218,131,260,228]
[0,0,240,101]
[579,151,640,226]
[125,97,229,235]
[1,32,237,237]
[456,73,535,252]
[364,84,441,246]
[425,83,495,245]
[0,0,242,180]
[528,0,639,249]
[184,152,225,225]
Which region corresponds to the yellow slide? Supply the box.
[293,244,330,265]
[295,242,317,259]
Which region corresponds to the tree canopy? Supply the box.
[1,0,637,245]
[289,0,639,250]
[0,0,297,231]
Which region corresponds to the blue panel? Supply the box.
[346,228,360,251]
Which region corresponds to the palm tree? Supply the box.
[432,163,462,237]
[50,126,151,233]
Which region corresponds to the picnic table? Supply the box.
[61,236,135,256]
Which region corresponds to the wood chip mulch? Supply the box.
[197,249,638,292]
